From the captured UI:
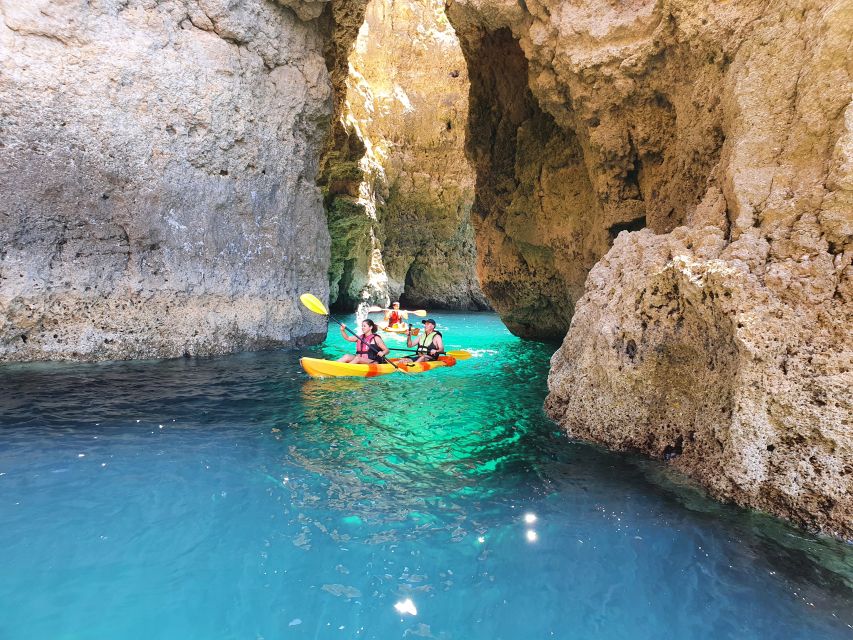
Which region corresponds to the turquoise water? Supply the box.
[1,312,851,639]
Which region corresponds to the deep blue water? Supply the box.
[1,312,851,639]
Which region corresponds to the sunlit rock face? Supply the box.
[321,0,488,310]
[0,0,360,361]
[448,0,852,538]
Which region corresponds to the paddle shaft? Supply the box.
[386,347,449,356]
[367,307,427,317]
[386,346,471,360]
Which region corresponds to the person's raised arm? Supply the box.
[340,324,357,342]
[406,328,415,348]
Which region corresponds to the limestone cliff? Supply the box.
[0,0,360,361]
[447,0,853,537]
[321,0,488,310]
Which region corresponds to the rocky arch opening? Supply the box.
[453,27,606,339]
[318,0,488,312]
[442,8,728,340]
[319,1,726,332]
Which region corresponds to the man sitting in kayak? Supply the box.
[383,301,408,329]
[338,319,390,364]
[399,318,443,363]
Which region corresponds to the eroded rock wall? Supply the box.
[448,0,853,537]
[0,0,356,361]
[450,0,731,337]
[460,28,602,338]
[321,0,488,310]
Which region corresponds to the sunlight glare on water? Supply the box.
[0,312,851,639]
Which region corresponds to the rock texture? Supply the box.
[321,0,488,310]
[447,0,853,538]
[0,0,349,361]
[452,27,604,338]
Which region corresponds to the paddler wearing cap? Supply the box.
[399,318,444,363]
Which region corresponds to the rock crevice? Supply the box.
[320,0,488,311]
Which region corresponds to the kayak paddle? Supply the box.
[299,294,412,374]
[366,306,428,317]
[300,293,329,317]
[386,347,472,360]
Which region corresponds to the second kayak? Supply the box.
[380,323,419,335]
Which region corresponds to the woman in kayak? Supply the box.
[338,319,390,364]
[399,318,443,363]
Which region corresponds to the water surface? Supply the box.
[1,312,851,639]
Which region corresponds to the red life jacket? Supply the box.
[356,333,378,356]
[388,311,402,326]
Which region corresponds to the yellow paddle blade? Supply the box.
[409,310,427,317]
[300,293,328,316]
[445,350,472,360]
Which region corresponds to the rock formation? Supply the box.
[447,0,852,537]
[0,0,367,361]
[321,0,488,310]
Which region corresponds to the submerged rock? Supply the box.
[447,0,852,537]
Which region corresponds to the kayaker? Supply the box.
[338,319,390,364]
[400,318,443,363]
[383,301,408,329]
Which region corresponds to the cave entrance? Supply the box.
[320,0,486,312]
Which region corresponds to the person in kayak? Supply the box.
[399,318,443,363]
[338,319,390,364]
[383,301,408,329]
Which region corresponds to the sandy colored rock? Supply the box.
[449,0,731,337]
[447,0,853,537]
[0,0,352,361]
[321,0,488,310]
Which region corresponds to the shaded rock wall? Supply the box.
[448,0,853,537]
[321,0,488,310]
[461,28,601,338]
[0,0,363,361]
[450,0,729,337]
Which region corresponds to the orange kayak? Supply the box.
[300,356,456,378]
